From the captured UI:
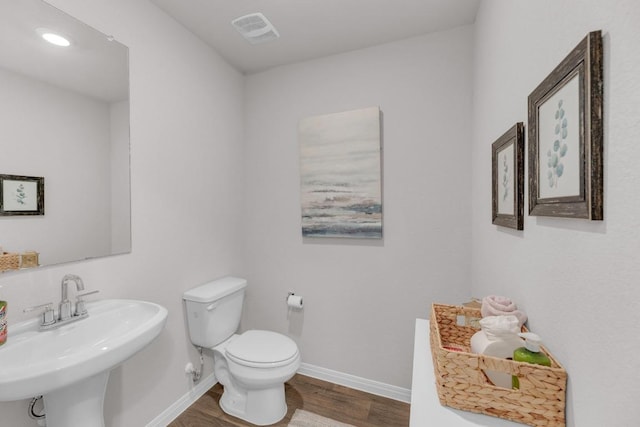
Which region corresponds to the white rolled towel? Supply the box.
[481,295,527,327]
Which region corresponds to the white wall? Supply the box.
[471,1,640,426]
[0,67,111,265]
[0,0,244,425]
[110,100,131,254]
[242,26,474,389]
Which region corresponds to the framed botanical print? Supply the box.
[492,123,524,230]
[0,174,45,216]
[528,30,603,219]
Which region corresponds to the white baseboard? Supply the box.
[145,373,217,427]
[147,363,411,426]
[297,363,411,403]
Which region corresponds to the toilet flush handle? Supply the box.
[206,302,218,311]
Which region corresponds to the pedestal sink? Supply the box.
[0,299,168,427]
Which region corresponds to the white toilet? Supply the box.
[183,276,301,426]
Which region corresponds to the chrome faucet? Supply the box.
[24,274,98,330]
[59,274,85,321]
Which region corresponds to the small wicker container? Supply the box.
[430,303,567,426]
[20,251,39,269]
[0,252,20,272]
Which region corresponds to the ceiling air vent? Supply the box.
[231,12,280,45]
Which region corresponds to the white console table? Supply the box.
[410,319,522,426]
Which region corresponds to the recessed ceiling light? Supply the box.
[36,28,71,47]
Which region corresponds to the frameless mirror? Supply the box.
[0,0,130,271]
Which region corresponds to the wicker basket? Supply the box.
[430,303,567,426]
[0,252,20,272]
[20,251,39,268]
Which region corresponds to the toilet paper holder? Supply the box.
[286,291,295,301]
[286,292,303,309]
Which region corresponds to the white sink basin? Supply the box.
[0,299,167,426]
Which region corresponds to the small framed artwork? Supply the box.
[492,122,525,230]
[528,30,603,219]
[0,174,45,216]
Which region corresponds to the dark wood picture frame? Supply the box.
[492,123,525,230]
[528,30,603,220]
[0,174,45,216]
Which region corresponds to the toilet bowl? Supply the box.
[213,330,300,425]
[183,277,301,425]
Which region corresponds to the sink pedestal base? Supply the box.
[43,371,109,427]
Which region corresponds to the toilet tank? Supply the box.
[182,276,247,348]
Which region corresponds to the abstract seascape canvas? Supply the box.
[299,107,382,238]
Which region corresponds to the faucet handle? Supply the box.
[75,290,99,316]
[23,303,56,326]
[77,290,99,299]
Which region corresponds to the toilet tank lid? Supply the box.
[183,276,247,303]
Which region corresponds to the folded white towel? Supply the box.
[481,295,527,327]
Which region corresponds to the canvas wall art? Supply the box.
[299,107,382,238]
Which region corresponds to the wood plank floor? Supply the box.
[168,374,410,427]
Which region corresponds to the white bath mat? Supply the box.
[288,409,356,427]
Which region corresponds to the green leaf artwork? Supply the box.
[502,153,509,201]
[546,99,568,188]
[15,183,27,205]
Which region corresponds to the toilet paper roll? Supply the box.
[287,294,303,309]
[471,330,523,389]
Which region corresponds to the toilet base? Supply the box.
[211,331,300,425]
[219,384,287,426]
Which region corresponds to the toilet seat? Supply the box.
[226,330,299,368]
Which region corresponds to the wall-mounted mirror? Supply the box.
[0,0,130,272]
